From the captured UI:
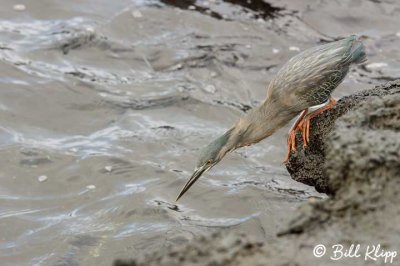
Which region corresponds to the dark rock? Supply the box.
[285,80,400,194]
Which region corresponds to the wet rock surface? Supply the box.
[115,81,400,266]
[114,232,267,266]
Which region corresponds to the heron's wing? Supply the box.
[298,67,349,106]
[267,36,356,107]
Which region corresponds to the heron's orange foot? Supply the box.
[284,123,303,162]
[300,98,337,148]
[284,98,337,163]
[284,116,312,163]
[299,117,311,147]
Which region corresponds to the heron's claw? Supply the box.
[284,131,295,162]
[284,98,337,163]
[300,118,311,147]
[284,109,308,163]
[284,116,311,163]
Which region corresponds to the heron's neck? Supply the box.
[230,99,296,148]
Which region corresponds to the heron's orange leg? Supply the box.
[284,109,308,162]
[298,98,337,147]
[284,98,337,162]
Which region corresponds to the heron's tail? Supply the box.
[350,37,367,64]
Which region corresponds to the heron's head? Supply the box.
[176,129,235,201]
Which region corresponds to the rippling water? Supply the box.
[1,0,399,265]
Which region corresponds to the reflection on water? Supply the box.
[0,0,399,265]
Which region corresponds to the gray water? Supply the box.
[1,0,399,265]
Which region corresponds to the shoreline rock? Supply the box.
[285,80,400,194]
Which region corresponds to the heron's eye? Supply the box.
[207,160,213,164]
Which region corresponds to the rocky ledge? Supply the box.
[115,80,400,266]
[286,80,400,194]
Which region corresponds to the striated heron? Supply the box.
[177,35,366,201]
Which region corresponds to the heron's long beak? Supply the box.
[176,164,211,201]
